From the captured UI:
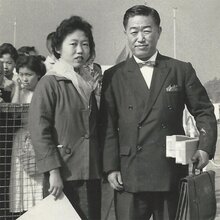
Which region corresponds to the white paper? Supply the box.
[175,138,199,165]
[166,135,193,158]
[166,135,199,165]
[17,193,81,220]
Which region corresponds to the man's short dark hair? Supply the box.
[0,43,18,61]
[123,5,161,29]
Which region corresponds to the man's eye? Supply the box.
[131,31,138,35]
[143,29,151,34]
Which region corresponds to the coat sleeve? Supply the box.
[100,69,120,173]
[28,76,61,173]
[184,63,217,159]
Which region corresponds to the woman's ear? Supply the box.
[55,46,61,56]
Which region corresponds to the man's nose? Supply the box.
[137,32,145,42]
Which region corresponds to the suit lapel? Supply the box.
[123,57,150,101]
[122,57,150,120]
[139,53,171,123]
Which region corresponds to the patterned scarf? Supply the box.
[45,59,99,106]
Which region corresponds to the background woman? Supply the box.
[10,55,46,213]
[28,16,102,220]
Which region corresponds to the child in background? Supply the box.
[10,55,46,213]
[0,43,18,81]
[0,60,13,102]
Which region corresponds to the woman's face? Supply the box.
[18,67,39,91]
[0,54,16,80]
[58,30,90,70]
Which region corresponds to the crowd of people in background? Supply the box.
[0,34,54,103]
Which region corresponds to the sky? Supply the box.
[0,0,219,83]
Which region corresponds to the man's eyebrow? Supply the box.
[129,25,152,29]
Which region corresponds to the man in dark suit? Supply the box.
[100,5,217,220]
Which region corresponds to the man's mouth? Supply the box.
[135,45,148,49]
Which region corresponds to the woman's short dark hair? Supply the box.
[123,5,161,29]
[52,16,95,61]
[0,43,18,61]
[16,55,46,79]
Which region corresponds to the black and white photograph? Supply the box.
[0,0,219,219]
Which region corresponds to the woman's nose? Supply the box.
[3,63,7,69]
[23,76,28,82]
[76,45,83,53]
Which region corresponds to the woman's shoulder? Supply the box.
[38,74,58,86]
[34,74,60,95]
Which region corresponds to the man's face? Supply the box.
[0,53,15,80]
[125,15,161,61]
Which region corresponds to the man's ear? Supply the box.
[158,26,162,36]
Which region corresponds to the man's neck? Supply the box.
[134,50,158,63]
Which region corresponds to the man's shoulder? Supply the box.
[105,60,127,74]
[159,54,190,67]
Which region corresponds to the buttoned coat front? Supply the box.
[100,53,217,193]
[29,75,101,181]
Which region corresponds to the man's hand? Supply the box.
[107,171,124,191]
[48,168,63,199]
[191,150,209,170]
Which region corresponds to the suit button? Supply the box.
[65,147,71,154]
[128,105,133,110]
[161,123,166,129]
[136,145,142,152]
[84,134,89,139]
[167,105,173,110]
[138,124,142,129]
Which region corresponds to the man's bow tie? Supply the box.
[138,60,157,68]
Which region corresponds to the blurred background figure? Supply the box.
[0,43,18,81]
[10,55,46,213]
[17,46,38,56]
[44,32,57,71]
[0,60,13,102]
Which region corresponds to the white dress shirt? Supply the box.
[133,51,158,89]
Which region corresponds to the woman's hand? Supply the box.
[15,77,23,90]
[48,168,64,199]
